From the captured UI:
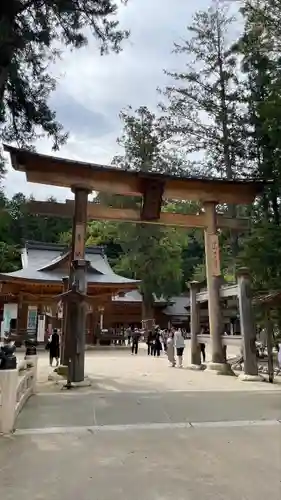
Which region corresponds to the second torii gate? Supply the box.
[4,145,265,380]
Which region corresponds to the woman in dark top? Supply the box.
[153,332,162,357]
[147,330,153,355]
[49,329,60,367]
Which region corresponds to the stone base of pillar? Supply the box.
[186,364,205,371]
[238,373,265,382]
[48,371,92,387]
[48,372,63,382]
[206,362,236,376]
[54,365,68,378]
[69,377,92,388]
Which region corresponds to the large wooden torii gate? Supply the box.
[4,145,265,382]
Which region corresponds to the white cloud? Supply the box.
[3,0,211,200]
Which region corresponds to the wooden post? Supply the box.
[265,308,274,384]
[237,268,262,381]
[204,202,227,370]
[187,281,202,369]
[141,298,155,334]
[69,260,88,382]
[60,277,69,365]
[35,303,43,343]
[65,187,90,383]
[17,293,28,344]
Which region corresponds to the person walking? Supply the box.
[147,330,153,355]
[153,332,162,357]
[278,343,281,371]
[167,331,176,367]
[162,329,168,353]
[131,328,140,355]
[200,342,206,363]
[48,328,60,367]
[174,328,185,368]
[126,326,132,346]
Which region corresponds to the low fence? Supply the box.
[0,356,38,434]
[197,334,243,348]
[92,333,126,346]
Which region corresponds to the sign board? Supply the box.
[43,305,53,316]
[73,223,85,259]
[209,233,221,276]
[37,314,46,342]
[27,305,38,332]
[1,303,18,339]
[141,318,155,331]
[57,300,63,319]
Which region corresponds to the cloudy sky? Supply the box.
[4,0,212,200]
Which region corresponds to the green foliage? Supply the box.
[0,190,71,271]
[4,0,281,307]
[159,0,244,179]
[159,0,281,294]
[0,0,129,149]
[0,241,21,272]
[238,222,281,292]
[163,201,205,287]
[159,0,247,260]
[232,0,281,294]
[233,2,281,223]
[99,106,188,305]
[86,220,123,263]
[5,193,71,244]
[113,224,185,300]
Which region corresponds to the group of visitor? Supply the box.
[128,326,187,368]
[147,330,163,357]
[45,324,207,371]
[165,328,185,368]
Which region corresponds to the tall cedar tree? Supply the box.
[242,0,281,52]
[160,0,244,180]
[235,1,281,223]
[160,0,245,271]
[234,1,281,299]
[0,191,71,272]
[0,0,129,149]
[96,106,186,322]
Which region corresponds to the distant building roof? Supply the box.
[162,296,190,317]
[112,290,167,304]
[253,290,281,306]
[0,241,139,288]
[112,291,191,314]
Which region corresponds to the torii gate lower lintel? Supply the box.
[4,145,266,379]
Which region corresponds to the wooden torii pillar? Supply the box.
[56,283,90,385]
[4,145,266,378]
[204,202,232,373]
[188,280,202,370]
[237,268,261,381]
[60,276,69,365]
[62,187,90,383]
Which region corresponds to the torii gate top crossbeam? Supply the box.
[4,145,266,205]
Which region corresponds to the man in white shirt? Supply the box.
[174,328,185,368]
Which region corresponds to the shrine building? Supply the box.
[0,241,140,344]
[0,241,241,344]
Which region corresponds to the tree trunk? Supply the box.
[0,2,24,103]
[204,202,225,365]
[141,293,154,332]
[0,66,8,103]
[271,191,280,226]
[265,310,274,383]
[216,18,237,259]
[189,281,201,366]
[237,268,259,378]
